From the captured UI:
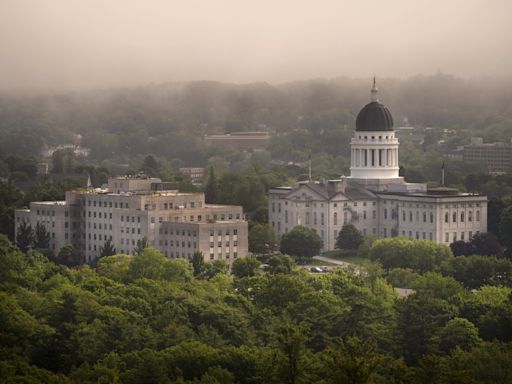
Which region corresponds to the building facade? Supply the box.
[268,82,487,250]
[463,137,512,174]
[204,131,271,150]
[15,175,248,263]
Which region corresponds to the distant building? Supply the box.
[179,167,205,184]
[37,162,49,176]
[269,82,487,250]
[462,137,512,174]
[395,126,425,145]
[42,144,90,158]
[204,131,271,150]
[15,174,248,263]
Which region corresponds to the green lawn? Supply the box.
[322,250,367,265]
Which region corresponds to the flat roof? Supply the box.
[32,201,66,205]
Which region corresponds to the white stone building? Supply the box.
[15,175,248,263]
[268,81,487,250]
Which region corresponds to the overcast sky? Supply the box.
[1,0,511,90]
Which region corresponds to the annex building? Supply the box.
[269,81,488,250]
[15,175,248,263]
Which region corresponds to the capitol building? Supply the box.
[268,81,488,250]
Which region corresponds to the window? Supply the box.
[453,212,457,223]
[469,211,472,222]
[476,210,480,221]
[333,212,337,225]
[430,213,434,223]
[384,208,388,220]
[423,212,426,222]
[445,212,449,223]
[461,212,465,222]
[403,211,406,221]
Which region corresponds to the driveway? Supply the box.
[313,255,361,271]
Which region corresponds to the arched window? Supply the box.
[333,212,338,226]
[468,211,473,222]
[453,212,457,222]
[476,210,480,221]
[461,212,465,222]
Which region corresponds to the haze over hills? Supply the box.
[1,0,511,90]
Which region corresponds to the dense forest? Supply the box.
[2,233,512,383]
[1,74,511,166]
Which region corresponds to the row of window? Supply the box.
[402,230,434,241]
[209,241,238,248]
[444,211,480,223]
[88,200,129,208]
[209,252,238,260]
[402,210,434,223]
[159,228,198,236]
[145,201,203,210]
[121,215,141,223]
[271,200,376,212]
[210,229,238,236]
[444,231,479,243]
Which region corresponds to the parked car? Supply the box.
[310,267,323,273]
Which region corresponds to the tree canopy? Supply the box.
[279,225,323,258]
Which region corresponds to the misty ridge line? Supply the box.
[1,72,512,98]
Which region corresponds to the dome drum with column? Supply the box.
[350,80,401,181]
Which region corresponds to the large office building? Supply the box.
[204,131,271,150]
[462,137,512,174]
[269,81,487,250]
[15,175,248,263]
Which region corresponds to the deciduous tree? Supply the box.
[280,225,322,258]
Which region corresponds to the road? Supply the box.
[313,255,357,268]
